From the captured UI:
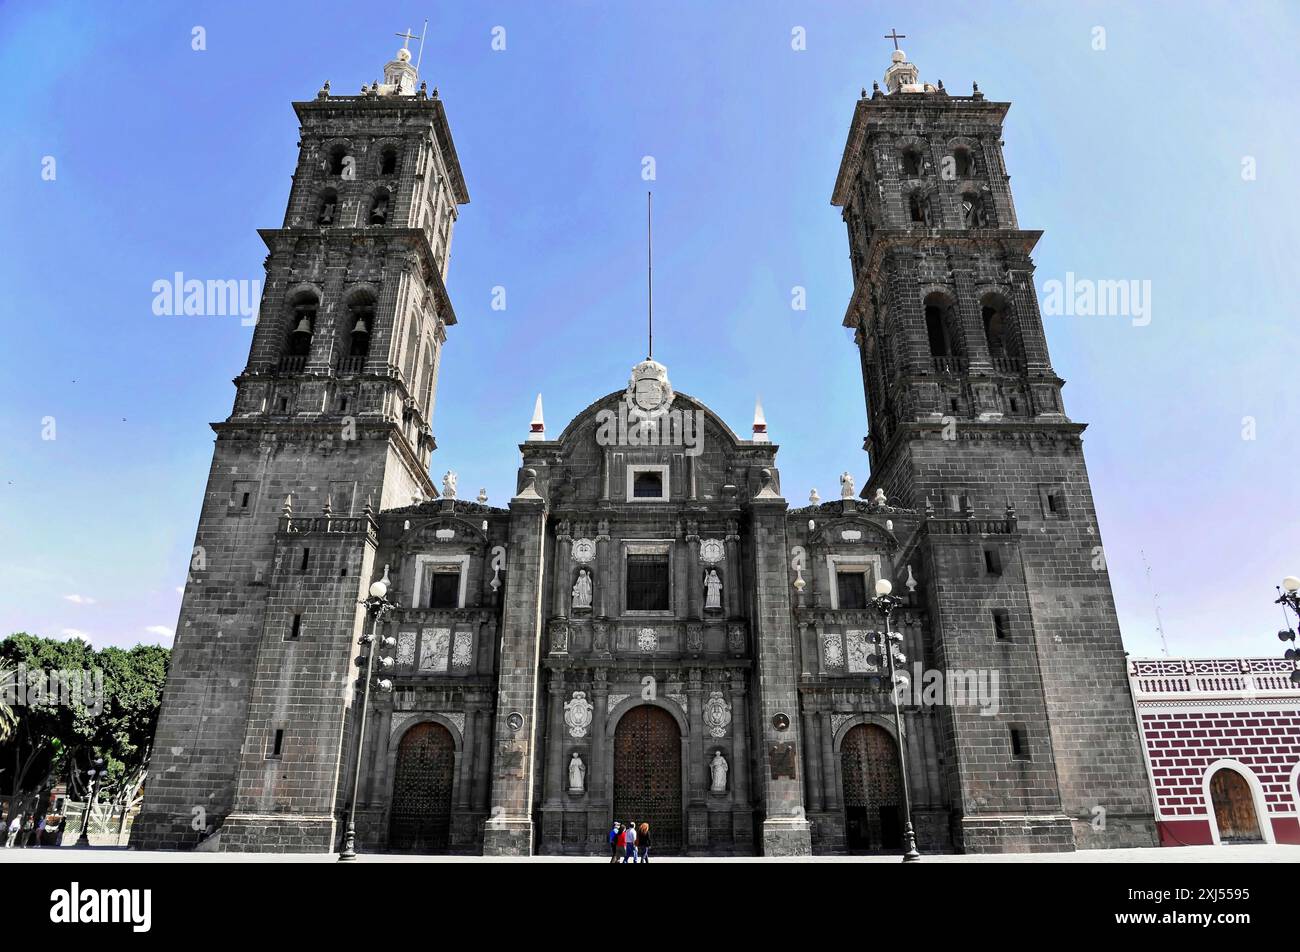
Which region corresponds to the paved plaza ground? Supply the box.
[2,844,1297,863]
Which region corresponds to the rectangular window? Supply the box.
[424,569,461,609]
[626,465,669,502]
[300,547,310,572]
[983,547,1002,576]
[1040,484,1069,519]
[1010,726,1029,761]
[269,729,285,759]
[287,613,302,640]
[836,571,868,610]
[241,492,250,509]
[626,554,670,611]
[992,609,1009,641]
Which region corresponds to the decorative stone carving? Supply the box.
[607,694,630,712]
[568,752,586,793]
[637,627,658,652]
[441,471,457,499]
[571,538,596,563]
[419,628,450,672]
[438,711,466,736]
[667,693,688,713]
[704,569,723,612]
[823,633,844,669]
[592,621,609,653]
[686,624,704,652]
[840,471,855,498]
[709,751,729,792]
[564,690,594,739]
[550,622,569,654]
[727,623,746,653]
[845,631,877,674]
[451,631,472,670]
[830,713,855,737]
[396,630,417,668]
[699,538,725,564]
[571,568,593,610]
[840,529,862,542]
[703,691,732,738]
[489,545,506,592]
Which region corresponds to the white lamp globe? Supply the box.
[875,578,893,597]
[1283,576,1300,594]
[369,580,388,599]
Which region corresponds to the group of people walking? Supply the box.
[5,812,61,848]
[609,820,651,863]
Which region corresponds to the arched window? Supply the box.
[980,292,1022,371]
[380,146,398,176]
[908,191,932,225]
[338,294,374,372]
[901,148,923,177]
[316,188,338,226]
[327,145,351,177]
[401,321,420,384]
[923,293,962,367]
[962,193,990,229]
[368,190,391,226]
[420,342,437,412]
[952,147,973,178]
[281,292,318,370]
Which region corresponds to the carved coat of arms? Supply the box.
[564,691,594,739]
[703,691,732,738]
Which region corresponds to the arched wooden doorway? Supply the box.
[1209,767,1263,844]
[612,705,682,853]
[388,722,455,852]
[840,724,902,852]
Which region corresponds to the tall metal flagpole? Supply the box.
[647,191,653,360]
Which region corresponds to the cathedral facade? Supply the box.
[131,43,1157,856]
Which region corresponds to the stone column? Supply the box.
[686,532,702,618]
[595,526,612,618]
[473,707,492,811]
[820,711,840,811]
[728,673,750,805]
[724,525,741,617]
[456,709,476,810]
[552,525,572,617]
[591,668,609,802]
[482,473,547,856]
[544,670,566,805]
[687,669,706,801]
[802,708,824,813]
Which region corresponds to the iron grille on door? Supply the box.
[612,705,682,852]
[388,722,455,852]
[840,724,902,852]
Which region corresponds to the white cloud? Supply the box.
[63,594,96,605]
[174,586,184,595]
[59,628,91,642]
[144,625,175,640]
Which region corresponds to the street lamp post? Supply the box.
[75,758,104,847]
[338,566,398,862]
[870,577,921,863]
[1275,576,1300,686]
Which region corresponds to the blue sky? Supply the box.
[1,0,1297,658]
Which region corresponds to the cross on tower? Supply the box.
[883,28,907,51]
[395,27,417,51]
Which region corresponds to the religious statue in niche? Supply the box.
[568,752,586,793]
[703,569,723,612]
[709,751,729,792]
[571,568,593,611]
[840,471,855,498]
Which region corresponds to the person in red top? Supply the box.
[609,821,623,863]
[614,823,627,863]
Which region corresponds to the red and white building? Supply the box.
[1129,656,1300,847]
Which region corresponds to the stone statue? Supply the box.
[441,470,457,499]
[568,752,586,792]
[709,751,729,792]
[571,568,592,610]
[840,471,855,499]
[704,569,723,611]
[873,487,887,507]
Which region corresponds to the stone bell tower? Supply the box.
[831,44,1155,850]
[132,39,470,850]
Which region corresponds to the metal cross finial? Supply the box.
[884,28,907,51]
[396,27,417,51]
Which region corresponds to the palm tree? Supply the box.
[0,663,17,743]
